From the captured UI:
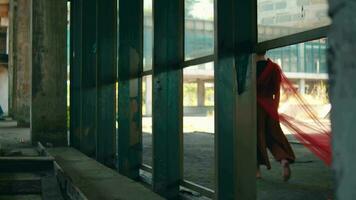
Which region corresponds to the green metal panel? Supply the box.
[117,0,143,179]
[96,0,117,167]
[70,0,82,151]
[152,0,183,198]
[234,0,257,198]
[215,0,256,199]
[80,0,97,157]
[215,0,237,198]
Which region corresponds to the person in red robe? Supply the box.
[256,51,295,182]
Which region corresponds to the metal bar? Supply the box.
[96,0,117,167]
[234,0,257,198]
[141,54,214,77]
[139,165,215,199]
[142,70,152,76]
[117,0,143,180]
[152,0,184,198]
[183,55,215,68]
[256,26,329,52]
[140,164,153,173]
[80,0,97,157]
[180,180,214,199]
[214,0,236,198]
[215,0,257,199]
[69,0,82,151]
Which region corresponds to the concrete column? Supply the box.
[197,79,205,107]
[299,79,306,94]
[31,0,67,146]
[328,1,356,199]
[9,0,31,126]
[298,43,305,72]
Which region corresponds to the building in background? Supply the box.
[142,0,329,117]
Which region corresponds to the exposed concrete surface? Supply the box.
[143,132,333,199]
[31,0,67,146]
[328,1,356,199]
[48,147,163,200]
[0,126,31,150]
[8,0,31,126]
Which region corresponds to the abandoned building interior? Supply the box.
[0,0,355,199]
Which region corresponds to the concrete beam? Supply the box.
[31,0,67,146]
[9,0,31,126]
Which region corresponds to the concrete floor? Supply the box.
[0,125,31,151]
[0,123,332,200]
[0,123,61,200]
[143,132,333,200]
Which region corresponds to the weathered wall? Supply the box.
[9,0,31,126]
[328,1,356,199]
[31,0,67,146]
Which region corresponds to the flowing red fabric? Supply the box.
[257,59,332,166]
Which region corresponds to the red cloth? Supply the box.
[257,59,332,166]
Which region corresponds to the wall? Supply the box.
[328,0,356,199]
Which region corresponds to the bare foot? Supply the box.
[256,168,262,179]
[281,159,291,182]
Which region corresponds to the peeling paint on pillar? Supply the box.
[31,0,67,146]
[328,1,356,199]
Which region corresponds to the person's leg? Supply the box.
[265,117,295,181]
[256,106,271,178]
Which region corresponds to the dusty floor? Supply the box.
[0,123,54,200]
[0,122,332,200]
[143,132,333,200]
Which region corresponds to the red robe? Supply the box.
[257,59,332,167]
[257,59,295,169]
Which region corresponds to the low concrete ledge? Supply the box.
[47,147,163,200]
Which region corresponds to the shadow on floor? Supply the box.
[143,132,333,200]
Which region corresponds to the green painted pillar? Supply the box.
[152,0,184,198]
[96,0,117,167]
[117,0,143,179]
[214,0,257,199]
[79,0,97,156]
[70,0,83,151]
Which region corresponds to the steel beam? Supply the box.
[214,0,257,199]
[256,26,329,52]
[96,0,117,167]
[152,0,184,198]
[79,0,97,157]
[70,0,83,152]
[117,0,143,179]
